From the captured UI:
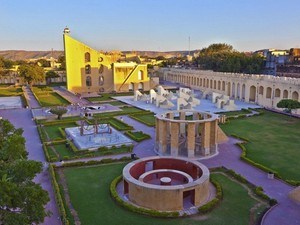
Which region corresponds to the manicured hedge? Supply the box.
[129,112,156,127]
[59,156,132,168]
[110,175,180,217]
[124,131,151,142]
[198,178,223,213]
[49,165,70,225]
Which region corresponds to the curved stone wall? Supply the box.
[122,156,210,211]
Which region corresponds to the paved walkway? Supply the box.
[22,86,41,109]
[119,115,156,158]
[0,109,61,225]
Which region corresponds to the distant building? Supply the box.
[290,48,300,64]
[63,28,152,94]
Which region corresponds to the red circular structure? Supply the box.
[122,156,210,211]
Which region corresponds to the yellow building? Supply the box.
[63,28,150,94]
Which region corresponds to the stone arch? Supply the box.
[99,76,104,86]
[200,78,202,86]
[259,86,264,95]
[214,80,216,89]
[266,87,272,99]
[85,52,91,62]
[203,78,206,87]
[242,84,246,100]
[283,90,288,98]
[227,82,231,96]
[138,71,144,80]
[232,82,235,98]
[249,85,256,102]
[206,79,209,88]
[210,80,213,89]
[129,82,134,91]
[275,88,281,98]
[237,83,241,99]
[85,65,91,74]
[218,81,221,90]
[222,81,225,91]
[138,82,144,90]
[86,76,92,87]
[292,91,299,100]
[197,78,200,86]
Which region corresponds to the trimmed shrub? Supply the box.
[48,165,70,225]
[198,178,222,213]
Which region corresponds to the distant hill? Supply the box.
[0,50,64,60]
[0,50,199,61]
[123,50,199,58]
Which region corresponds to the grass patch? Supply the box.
[61,163,265,225]
[124,131,151,142]
[43,122,77,141]
[130,113,156,126]
[32,86,70,106]
[0,87,23,96]
[221,109,300,181]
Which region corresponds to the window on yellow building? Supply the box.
[138,70,143,80]
[99,76,104,86]
[99,65,104,74]
[85,65,91,74]
[85,52,91,62]
[86,76,92,86]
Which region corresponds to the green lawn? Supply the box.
[0,87,23,96]
[220,110,300,181]
[43,122,77,140]
[63,163,263,225]
[125,131,151,142]
[93,106,144,119]
[130,113,156,126]
[32,86,70,106]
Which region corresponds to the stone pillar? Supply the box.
[170,122,179,156]
[201,122,211,156]
[158,120,167,154]
[209,120,218,154]
[193,112,199,136]
[155,117,159,151]
[187,123,195,157]
[179,111,186,134]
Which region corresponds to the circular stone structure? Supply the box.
[155,110,223,158]
[122,156,210,211]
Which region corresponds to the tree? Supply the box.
[277,99,300,113]
[0,119,49,225]
[45,70,59,84]
[50,106,68,119]
[57,55,66,70]
[18,64,45,85]
[37,59,50,67]
[194,43,264,74]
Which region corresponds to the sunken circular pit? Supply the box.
[122,156,210,211]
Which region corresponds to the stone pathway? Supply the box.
[52,86,90,105]
[22,86,41,108]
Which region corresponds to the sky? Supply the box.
[0,0,300,52]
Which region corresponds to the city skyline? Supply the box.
[1,0,300,52]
